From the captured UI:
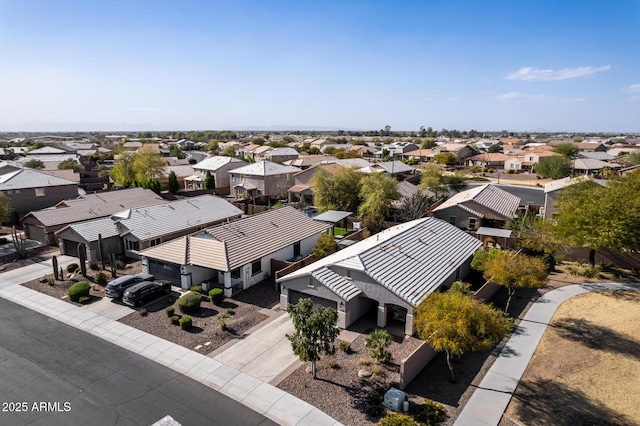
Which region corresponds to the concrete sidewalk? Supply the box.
[454,282,640,426]
[0,260,342,426]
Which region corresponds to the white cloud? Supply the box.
[506,65,611,81]
[497,92,585,102]
[621,84,640,94]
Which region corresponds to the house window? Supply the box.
[231,268,241,279]
[150,238,161,247]
[251,259,262,276]
[35,187,45,197]
[469,218,477,230]
[293,242,301,258]
[231,175,236,182]
[127,240,140,251]
[448,216,457,225]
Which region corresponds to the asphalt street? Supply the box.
[0,297,276,426]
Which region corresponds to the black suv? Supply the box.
[105,273,155,299]
[122,280,172,307]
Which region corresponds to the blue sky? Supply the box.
[1,0,639,132]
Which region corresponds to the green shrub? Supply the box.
[378,412,416,426]
[68,281,91,302]
[179,315,192,330]
[138,308,147,316]
[166,306,175,317]
[47,276,55,286]
[582,265,601,278]
[190,285,203,294]
[94,272,108,285]
[170,315,180,325]
[412,399,447,426]
[326,359,339,369]
[78,296,91,304]
[209,288,224,304]
[226,308,235,316]
[339,341,351,353]
[66,263,79,273]
[178,292,202,314]
[219,313,229,330]
[89,261,100,271]
[365,329,393,364]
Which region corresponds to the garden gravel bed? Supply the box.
[118,279,280,355]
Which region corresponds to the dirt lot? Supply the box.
[502,290,640,426]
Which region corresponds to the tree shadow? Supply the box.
[216,300,238,310]
[497,345,520,358]
[552,318,640,361]
[599,289,640,302]
[193,307,219,318]
[511,379,634,426]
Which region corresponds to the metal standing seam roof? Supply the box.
[141,206,332,272]
[116,195,243,241]
[279,217,482,307]
[24,188,165,227]
[311,267,362,301]
[56,217,119,242]
[432,184,520,219]
[312,210,352,224]
[228,161,302,177]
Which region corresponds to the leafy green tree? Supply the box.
[139,178,161,194]
[312,167,363,213]
[169,144,186,159]
[396,190,432,222]
[286,298,340,379]
[365,329,392,364]
[553,142,579,158]
[222,145,236,157]
[535,156,571,179]
[488,144,502,153]
[251,137,266,146]
[445,172,467,193]
[0,192,12,224]
[627,150,640,165]
[110,151,137,185]
[433,152,457,165]
[24,159,45,169]
[415,288,512,382]
[312,232,337,258]
[168,171,179,194]
[358,173,400,233]
[420,138,437,150]
[58,159,85,173]
[480,250,548,312]
[204,170,215,189]
[132,145,167,181]
[549,174,640,265]
[419,163,448,199]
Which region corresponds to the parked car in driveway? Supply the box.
[105,273,155,299]
[122,280,172,307]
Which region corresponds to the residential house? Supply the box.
[0,163,79,224]
[571,158,621,175]
[466,153,512,169]
[504,157,523,172]
[431,184,521,230]
[277,217,482,335]
[266,147,299,163]
[284,155,336,170]
[435,143,477,161]
[401,148,434,162]
[228,161,301,199]
[288,162,343,205]
[55,217,123,261]
[140,206,332,294]
[21,188,164,245]
[189,156,248,190]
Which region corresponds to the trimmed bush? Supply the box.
[190,285,203,294]
[178,292,202,314]
[66,263,79,273]
[94,272,108,285]
[339,341,351,353]
[179,315,192,330]
[166,306,175,317]
[412,399,447,426]
[378,413,416,426]
[78,296,91,305]
[209,288,223,305]
[68,281,91,302]
[89,261,100,271]
[170,315,180,325]
[326,359,339,369]
[47,277,55,286]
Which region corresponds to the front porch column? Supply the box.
[223,272,232,297]
[405,312,414,336]
[377,302,387,328]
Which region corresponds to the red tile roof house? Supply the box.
[139,206,331,295]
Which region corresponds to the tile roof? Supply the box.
[193,156,247,171]
[116,195,243,241]
[25,188,165,227]
[279,217,482,306]
[432,184,520,219]
[141,206,332,272]
[0,167,79,190]
[228,161,301,176]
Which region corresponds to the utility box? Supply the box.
[382,387,406,412]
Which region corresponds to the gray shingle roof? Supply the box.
[141,206,332,272]
[25,188,165,227]
[192,156,247,171]
[279,217,482,306]
[117,195,243,241]
[432,184,520,219]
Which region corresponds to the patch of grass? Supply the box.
[358,358,371,366]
